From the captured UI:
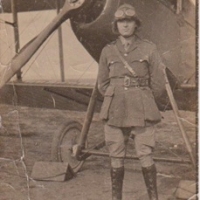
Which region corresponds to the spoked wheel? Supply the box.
[51,120,87,173]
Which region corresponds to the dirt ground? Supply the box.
[0,104,197,200]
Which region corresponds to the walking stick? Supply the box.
[163,68,196,168]
[0,0,86,89]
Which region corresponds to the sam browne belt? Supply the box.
[110,76,149,88]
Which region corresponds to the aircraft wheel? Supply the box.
[51,120,86,173]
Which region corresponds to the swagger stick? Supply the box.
[163,68,196,168]
[0,0,85,89]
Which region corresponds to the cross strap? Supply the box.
[114,45,137,77]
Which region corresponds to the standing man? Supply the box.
[97,3,166,200]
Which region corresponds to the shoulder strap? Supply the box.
[114,45,137,77]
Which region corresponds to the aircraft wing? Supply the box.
[1,0,65,13]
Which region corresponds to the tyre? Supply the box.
[51,120,86,173]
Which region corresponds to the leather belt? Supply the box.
[110,76,149,88]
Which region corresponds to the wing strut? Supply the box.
[163,68,196,168]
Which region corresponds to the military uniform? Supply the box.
[98,36,165,200]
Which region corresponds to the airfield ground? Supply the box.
[0,104,197,200]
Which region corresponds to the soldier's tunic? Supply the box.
[98,36,166,128]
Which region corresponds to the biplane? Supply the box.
[0,0,197,171]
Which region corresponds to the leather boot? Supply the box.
[110,166,124,200]
[142,164,158,200]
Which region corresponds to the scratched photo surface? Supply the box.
[0,1,197,200]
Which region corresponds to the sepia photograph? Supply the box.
[0,0,197,199]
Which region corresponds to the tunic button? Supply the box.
[124,87,128,90]
[124,53,128,56]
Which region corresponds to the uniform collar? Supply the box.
[116,35,140,53]
[119,36,134,47]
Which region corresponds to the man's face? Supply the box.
[117,19,137,38]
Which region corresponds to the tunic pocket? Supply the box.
[99,86,115,120]
[141,89,161,122]
[130,60,149,77]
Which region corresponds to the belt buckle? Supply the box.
[124,76,131,87]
